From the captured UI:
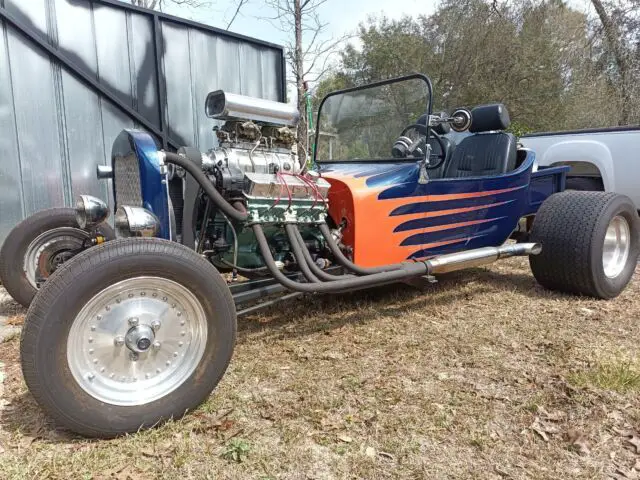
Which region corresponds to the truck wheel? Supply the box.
[566,177,604,191]
[529,191,639,299]
[0,208,115,307]
[20,238,237,438]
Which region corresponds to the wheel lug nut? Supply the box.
[152,341,162,350]
[87,373,95,381]
[151,320,161,331]
[114,336,125,347]
[128,317,139,327]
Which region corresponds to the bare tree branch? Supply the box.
[226,0,248,29]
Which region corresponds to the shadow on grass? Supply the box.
[236,266,559,342]
[0,297,27,318]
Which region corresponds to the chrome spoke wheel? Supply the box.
[24,227,90,288]
[602,215,631,278]
[67,276,208,406]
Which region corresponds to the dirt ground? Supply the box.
[1,259,640,479]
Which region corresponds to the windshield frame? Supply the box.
[312,73,434,164]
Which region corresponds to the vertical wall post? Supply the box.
[152,13,169,150]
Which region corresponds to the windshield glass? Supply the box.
[314,76,430,163]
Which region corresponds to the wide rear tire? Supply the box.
[529,191,639,299]
[20,238,236,438]
[0,208,115,307]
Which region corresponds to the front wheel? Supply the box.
[20,238,237,438]
[529,191,639,299]
[0,208,115,307]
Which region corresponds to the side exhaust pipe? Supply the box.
[425,243,541,274]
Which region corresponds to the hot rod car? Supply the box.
[8,74,639,437]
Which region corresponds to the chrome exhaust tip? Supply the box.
[425,242,541,275]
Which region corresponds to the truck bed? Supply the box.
[520,126,640,208]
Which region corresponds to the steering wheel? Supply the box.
[399,123,447,170]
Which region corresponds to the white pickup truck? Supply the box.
[520,126,640,209]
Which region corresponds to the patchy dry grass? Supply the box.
[1,260,640,479]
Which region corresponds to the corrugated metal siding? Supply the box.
[0,0,285,246]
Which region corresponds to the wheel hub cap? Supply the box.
[602,215,631,279]
[66,276,207,406]
[125,324,155,353]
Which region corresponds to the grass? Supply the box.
[1,259,639,479]
[569,360,640,393]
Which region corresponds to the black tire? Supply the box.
[0,208,115,307]
[529,191,639,299]
[20,238,237,438]
[566,176,604,191]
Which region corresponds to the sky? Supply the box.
[164,0,438,52]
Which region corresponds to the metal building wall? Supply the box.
[0,0,286,246]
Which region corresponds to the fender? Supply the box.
[538,139,614,191]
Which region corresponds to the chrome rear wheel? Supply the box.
[602,215,631,279]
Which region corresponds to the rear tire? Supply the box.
[529,191,639,299]
[0,208,115,307]
[20,238,237,438]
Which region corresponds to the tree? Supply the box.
[589,0,638,125]
[263,0,348,160]
[130,0,206,9]
[323,0,625,132]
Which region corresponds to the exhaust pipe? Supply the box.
[425,243,541,274]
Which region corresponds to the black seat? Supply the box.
[444,104,517,178]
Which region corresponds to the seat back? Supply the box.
[444,104,517,178]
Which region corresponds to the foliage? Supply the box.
[506,121,534,138]
[315,0,640,132]
[221,438,251,463]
